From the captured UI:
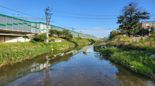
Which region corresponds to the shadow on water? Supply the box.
[0,46,155,86]
[96,55,155,86]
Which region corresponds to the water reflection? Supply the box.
[116,65,149,86]
[83,47,88,55]
[0,46,155,86]
[30,56,50,72]
[43,56,51,86]
[82,46,93,55]
[0,50,75,86]
[95,48,155,86]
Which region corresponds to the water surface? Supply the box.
[0,46,155,86]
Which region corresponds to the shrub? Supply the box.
[100,47,118,57]
[32,33,47,42]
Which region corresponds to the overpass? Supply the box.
[0,13,97,42]
[0,13,41,42]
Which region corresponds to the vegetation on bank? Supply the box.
[72,37,92,46]
[94,32,155,78]
[95,46,155,76]
[0,34,93,68]
[0,41,75,67]
[95,32,155,78]
[94,2,155,79]
[108,34,155,48]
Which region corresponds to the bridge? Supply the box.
[0,13,41,33]
[0,13,96,42]
[0,13,45,42]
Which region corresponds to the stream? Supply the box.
[0,46,155,86]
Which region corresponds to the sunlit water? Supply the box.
[0,46,155,86]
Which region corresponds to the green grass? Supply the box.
[109,34,155,48]
[72,37,91,46]
[0,38,92,67]
[95,46,155,75]
[0,41,75,67]
[94,34,155,78]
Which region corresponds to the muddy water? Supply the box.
[0,46,155,86]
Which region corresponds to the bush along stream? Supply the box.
[0,38,92,68]
[94,45,155,79]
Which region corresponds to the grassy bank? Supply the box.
[94,34,155,79]
[72,37,92,46]
[108,35,155,49]
[0,37,92,68]
[0,41,76,67]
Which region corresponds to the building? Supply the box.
[141,21,155,31]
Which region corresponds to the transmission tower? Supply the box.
[45,7,52,43]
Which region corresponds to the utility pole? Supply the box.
[45,7,52,43]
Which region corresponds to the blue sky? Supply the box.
[0,0,155,37]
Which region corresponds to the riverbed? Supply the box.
[0,46,154,86]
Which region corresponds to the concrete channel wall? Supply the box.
[0,36,30,43]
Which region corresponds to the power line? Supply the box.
[51,10,119,21]
[53,10,155,20]
[53,10,118,17]
[52,21,76,30]
[53,14,117,20]
[53,14,155,21]
[0,4,45,21]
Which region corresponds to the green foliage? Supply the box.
[129,61,153,74]
[135,28,149,36]
[49,29,62,37]
[88,39,95,44]
[109,30,121,39]
[32,33,47,42]
[72,38,90,46]
[149,34,155,41]
[95,45,155,75]
[0,42,75,67]
[49,29,73,40]
[0,37,92,67]
[49,29,58,36]
[61,29,73,40]
[117,2,150,36]
[100,47,118,57]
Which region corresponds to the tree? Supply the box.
[61,29,73,40]
[49,29,73,40]
[49,29,57,36]
[32,33,47,42]
[56,30,62,37]
[117,2,150,36]
[49,29,62,37]
[109,30,121,39]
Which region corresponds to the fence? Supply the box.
[0,14,40,33]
